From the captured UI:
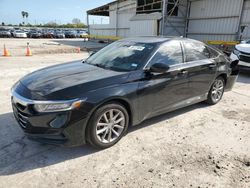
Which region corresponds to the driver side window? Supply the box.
[149,40,183,66]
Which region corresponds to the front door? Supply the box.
[137,40,190,121]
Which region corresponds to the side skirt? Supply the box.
[133,93,208,126]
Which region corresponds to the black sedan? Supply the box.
[11,37,238,149]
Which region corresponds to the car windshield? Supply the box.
[85,41,157,72]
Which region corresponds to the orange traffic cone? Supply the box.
[2,44,11,57]
[26,43,32,56]
[76,47,81,53]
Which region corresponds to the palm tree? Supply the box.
[25,12,29,24]
[21,11,26,24]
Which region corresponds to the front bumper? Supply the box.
[11,92,90,147]
[25,118,89,146]
[230,53,250,72]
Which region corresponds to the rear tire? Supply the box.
[86,102,129,149]
[206,76,225,105]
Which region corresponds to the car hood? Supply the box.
[20,61,129,100]
[236,44,250,53]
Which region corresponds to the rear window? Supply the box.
[207,46,220,58]
[183,41,210,62]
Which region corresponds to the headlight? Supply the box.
[233,49,240,56]
[33,99,84,113]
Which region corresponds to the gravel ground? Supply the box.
[0,38,107,56]
[0,52,249,188]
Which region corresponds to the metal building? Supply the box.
[87,0,250,42]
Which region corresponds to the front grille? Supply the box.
[12,100,30,129]
[17,111,29,128]
[239,55,250,63]
[16,102,26,111]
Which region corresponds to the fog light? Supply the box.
[50,114,68,128]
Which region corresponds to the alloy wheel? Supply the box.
[211,79,224,102]
[96,109,125,144]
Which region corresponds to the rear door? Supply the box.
[182,41,217,97]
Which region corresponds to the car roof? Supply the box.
[119,37,202,44]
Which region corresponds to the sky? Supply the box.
[0,0,112,25]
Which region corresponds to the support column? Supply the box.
[87,13,90,34]
[184,0,191,37]
[161,0,167,36]
[115,3,118,37]
[236,0,245,41]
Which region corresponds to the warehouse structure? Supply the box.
[87,0,250,42]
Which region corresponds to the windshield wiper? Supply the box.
[92,63,108,69]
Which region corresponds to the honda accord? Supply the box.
[11,37,238,149]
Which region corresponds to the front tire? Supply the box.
[86,102,129,149]
[206,77,225,105]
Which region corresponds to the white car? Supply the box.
[78,31,89,41]
[230,40,250,72]
[13,30,27,38]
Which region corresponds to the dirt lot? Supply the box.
[0,41,250,187]
[0,38,107,56]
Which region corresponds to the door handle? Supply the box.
[178,69,188,75]
[209,64,216,69]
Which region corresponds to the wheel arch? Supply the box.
[102,98,133,126]
[84,97,133,144]
[217,73,227,85]
[86,97,133,130]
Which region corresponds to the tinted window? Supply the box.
[207,46,219,58]
[184,41,210,62]
[150,40,183,66]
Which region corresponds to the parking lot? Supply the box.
[0,39,250,188]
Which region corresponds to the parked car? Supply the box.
[230,40,250,72]
[11,37,238,149]
[76,31,86,37]
[78,31,89,41]
[65,31,77,38]
[0,29,11,38]
[28,31,42,38]
[54,31,65,38]
[42,30,54,38]
[10,29,15,37]
[13,30,27,38]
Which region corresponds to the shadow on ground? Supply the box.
[0,102,207,176]
[237,72,250,84]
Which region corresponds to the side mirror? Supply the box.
[149,63,170,73]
